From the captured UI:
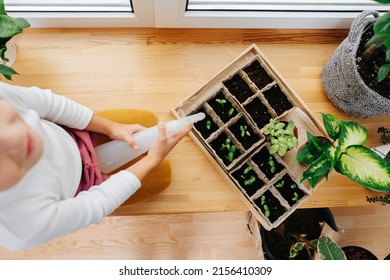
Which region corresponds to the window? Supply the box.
[4,0,389,28]
[5,0,155,27]
[186,0,388,12]
[6,0,133,12]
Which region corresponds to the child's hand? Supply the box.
[107,123,146,150]
[147,121,193,165]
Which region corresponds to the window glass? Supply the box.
[5,0,133,12]
[186,0,388,12]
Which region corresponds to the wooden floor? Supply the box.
[0,205,388,260]
[1,28,389,259]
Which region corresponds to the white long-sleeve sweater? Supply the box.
[0,82,141,250]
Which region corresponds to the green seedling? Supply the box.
[244,175,256,186]
[206,120,211,130]
[268,156,276,173]
[276,180,284,188]
[215,98,227,106]
[240,125,251,138]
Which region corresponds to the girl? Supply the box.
[0,82,192,250]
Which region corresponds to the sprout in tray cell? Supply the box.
[193,108,218,139]
[208,91,238,123]
[232,163,264,197]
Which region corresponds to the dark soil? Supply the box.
[193,107,219,139]
[342,246,378,260]
[210,132,241,166]
[261,208,337,260]
[244,60,273,90]
[253,190,286,223]
[244,97,273,129]
[356,25,390,100]
[262,84,294,116]
[208,90,238,123]
[229,117,260,150]
[232,163,265,197]
[251,147,284,181]
[223,73,255,103]
[274,174,305,207]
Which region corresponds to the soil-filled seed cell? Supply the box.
[232,163,265,197]
[244,98,273,130]
[274,174,306,207]
[223,73,255,103]
[262,84,294,116]
[244,60,273,90]
[210,132,242,166]
[252,147,284,180]
[254,190,286,223]
[229,117,259,150]
[193,108,219,139]
[208,90,238,123]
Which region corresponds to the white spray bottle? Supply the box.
[95,112,205,174]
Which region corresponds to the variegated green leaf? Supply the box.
[289,242,305,259]
[321,113,340,141]
[338,121,368,153]
[317,236,346,260]
[336,146,390,192]
[301,155,332,188]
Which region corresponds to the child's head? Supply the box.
[0,99,43,191]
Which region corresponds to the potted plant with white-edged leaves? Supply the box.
[289,230,390,260]
[322,1,390,118]
[0,0,30,80]
[296,113,390,192]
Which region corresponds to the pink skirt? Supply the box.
[62,127,109,196]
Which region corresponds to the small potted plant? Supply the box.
[0,0,30,80]
[260,207,339,260]
[322,1,390,118]
[296,113,390,191]
[263,118,298,157]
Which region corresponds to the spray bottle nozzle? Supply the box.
[184,112,206,124]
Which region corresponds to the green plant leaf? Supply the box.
[0,15,23,38]
[317,236,346,260]
[289,242,305,259]
[301,155,332,188]
[278,145,288,157]
[336,146,390,192]
[0,0,6,15]
[14,17,30,29]
[0,63,17,79]
[306,131,325,154]
[378,64,390,82]
[269,144,279,155]
[374,11,390,36]
[321,113,340,141]
[374,0,390,4]
[296,131,325,165]
[338,121,368,153]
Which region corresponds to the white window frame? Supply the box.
[6,0,155,28]
[155,0,388,29]
[5,0,389,28]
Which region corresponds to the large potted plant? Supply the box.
[296,113,390,191]
[0,0,30,80]
[322,1,390,118]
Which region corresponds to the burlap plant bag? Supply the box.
[322,10,390,119]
